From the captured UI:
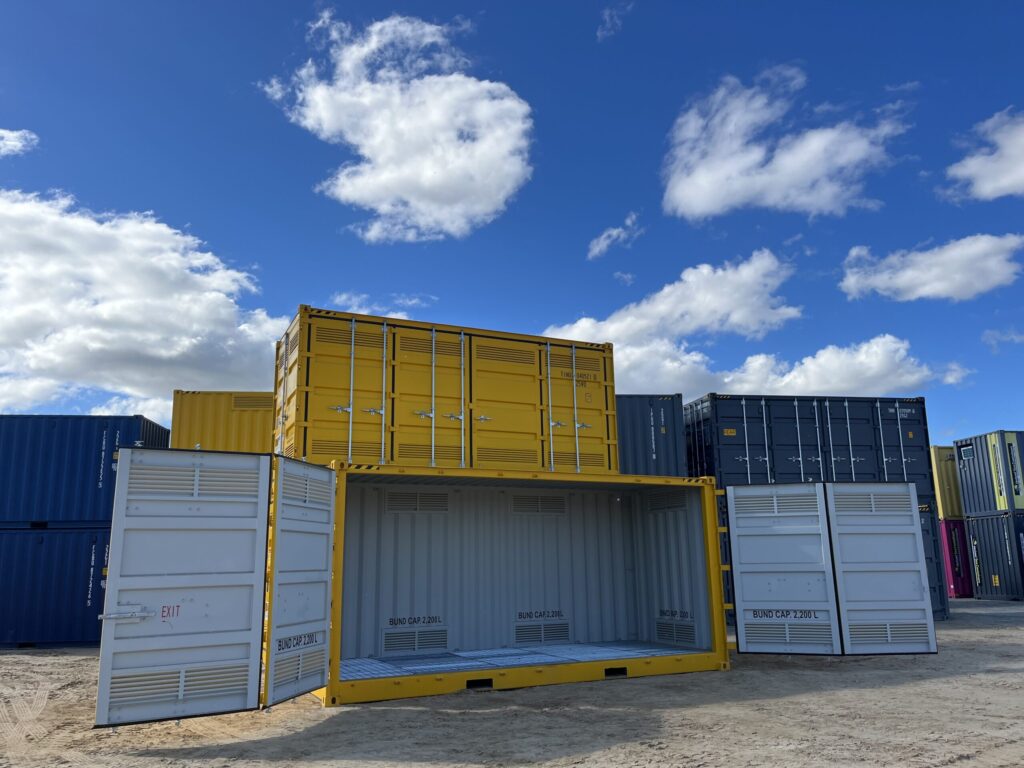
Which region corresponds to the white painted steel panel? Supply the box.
[96,449,270,726]
[727,484,841,654]
[826,483,936,654]
[262,458,335,705]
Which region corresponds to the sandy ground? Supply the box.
[1,600,1022,768]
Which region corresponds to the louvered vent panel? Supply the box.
[283,442,295,458]
[548,353,601,372]
[553,451,605,467]
[514,624,543,645]
[315,326,385,349]
[787,624,833,643]
[128,467,195,496]
[478,447,538,464]
[381,629,448,654]
[744,624,787,643]
[655,620,696,645]
[512,495,567,514]
[731,496,776,516]
[273,655,301,687]
[311,439,346,455]
[416,630,449,650]
[543,623,570,643]
[108,671,181,706]
[182,664,249,699]
[198,468,260,497]
[383,631,417,653]
[399,444,462,462]
[888,623,930,642]
[775,495,822,514]
[848,623,890,643]
[476,345,535,365]
[401,337,462,356]
[648,491,691,512]
[386,491,449,513]
[233,394,274,409]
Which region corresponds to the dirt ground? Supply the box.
[2,600,1022,768]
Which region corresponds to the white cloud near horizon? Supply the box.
[0,129,39,157]
[265,13,533,243]
[0,190,286,423]
[841,234,1024,301]
[662,65,906,220]
[331,291,410,319]
[587,211,643,260]
[946,108,1024,201]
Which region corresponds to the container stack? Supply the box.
[683,394,949,621]
[0,415,169,645]
[955,430,1024,600]
[171,390,275,452]
[931,446,972,598]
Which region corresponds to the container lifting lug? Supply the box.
[414,410,434,420]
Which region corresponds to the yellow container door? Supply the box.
[392,328,466,467]
[276,330,302,458]
[306,318,391,466]
[544,346,613,473]
[470,338,544,470]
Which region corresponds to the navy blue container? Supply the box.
[684,393,948,621]
[966,513,1024,600]
[616,394,687,477]
[0,527,110,645]
[0,415,168,526]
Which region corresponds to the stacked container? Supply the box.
[615,394,687,477]
[955,430,1024,600]
[931,446,972,598]
[0,415,169,645]
[171,390,275,453]
[684,394,949,620]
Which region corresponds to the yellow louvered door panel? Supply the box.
[544,346,615,473]
[392,328,465,467]
[306,318,391,466]
[470,339,544,470]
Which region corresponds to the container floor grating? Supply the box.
[340,641,698,681]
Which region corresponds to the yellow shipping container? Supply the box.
[931,445,964,519]
[171,390,275,453]
[274,305,619,473]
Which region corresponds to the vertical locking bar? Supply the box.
[813,400,824,481]
[380,321,387,465]
[430,328,436,468]
[876,400,889,481]
[347,318,355,464]
[546,342,555,472]
[459,331,466,468]
[895,401,908,481]
[794,399,805,482]
[741,398,752,483]
[825,399,837,482]
[761,398,772,483]
[844,399,856,481]
[571,345,581,473]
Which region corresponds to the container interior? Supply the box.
[339,479,711,681]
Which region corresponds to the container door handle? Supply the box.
[414,410,434,420]
[576,422,592,430]
[475,415,493,422]
[329,405,352,414]
[444,412,464,421]
[551,420,567,428]
[362,407,383,416]
[99,605,155,623]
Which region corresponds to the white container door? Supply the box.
[262,457,336,706]
[826,483,937,654]
[96,449,272,726]
[727,484,841,654]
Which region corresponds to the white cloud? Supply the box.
[91,395,173,426]
[596,3,633,41]
[0,190,286,422]
[662,65,906,220]
[587,211,643,260]
[841,234,1024,301]
[391,292,437,308]
[331,291,410,319]
[982,328,1024,351]
[0,129,39,158]
[548,249,801,345]
[941,363,972,386]
[885,81,921,93]
[946,108,1024,200]
[267,13,533,243]
[613,271,635,286]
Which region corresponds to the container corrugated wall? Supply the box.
[683,393,948,621]
[955,431,1024,516]
[275,306,618,474]
[0,527,110,645]
[940,519,972,598]
[966,514,1024,600]
[615,394,687,476]
[170,390,274,453]
[931,446,964,519]
[0,415,169,526]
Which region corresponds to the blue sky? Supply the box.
[1,2,1022,440]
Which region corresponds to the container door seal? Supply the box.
[826,482,937,654]
[261,458,335,706]
[727,483,841,654]
[95,449,271,726]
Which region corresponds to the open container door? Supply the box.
[95,449,272,726]
[261,457,335,706]
[727,483,841,654]
[826,482,936,654]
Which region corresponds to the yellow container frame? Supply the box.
[314,465,730,706]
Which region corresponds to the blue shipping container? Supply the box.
[0,415,169,526]
[616,394,687,477]
[0,527,110,645]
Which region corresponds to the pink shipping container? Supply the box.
[940,519,973,598]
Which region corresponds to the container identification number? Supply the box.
[517,609,564,620]
[277,631,324,652]
[388,615,443,627]
[658,609,691,619]
[751,609,821,619]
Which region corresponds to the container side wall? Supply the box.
[966,514,1024,600]
[956,434,1000,517]
[0,527,110,644]
[940,519,973,598]
[931,446,964,520]
[170,391,274,453]
[616,395,687,477]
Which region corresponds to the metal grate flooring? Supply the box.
[340,641,697,681]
